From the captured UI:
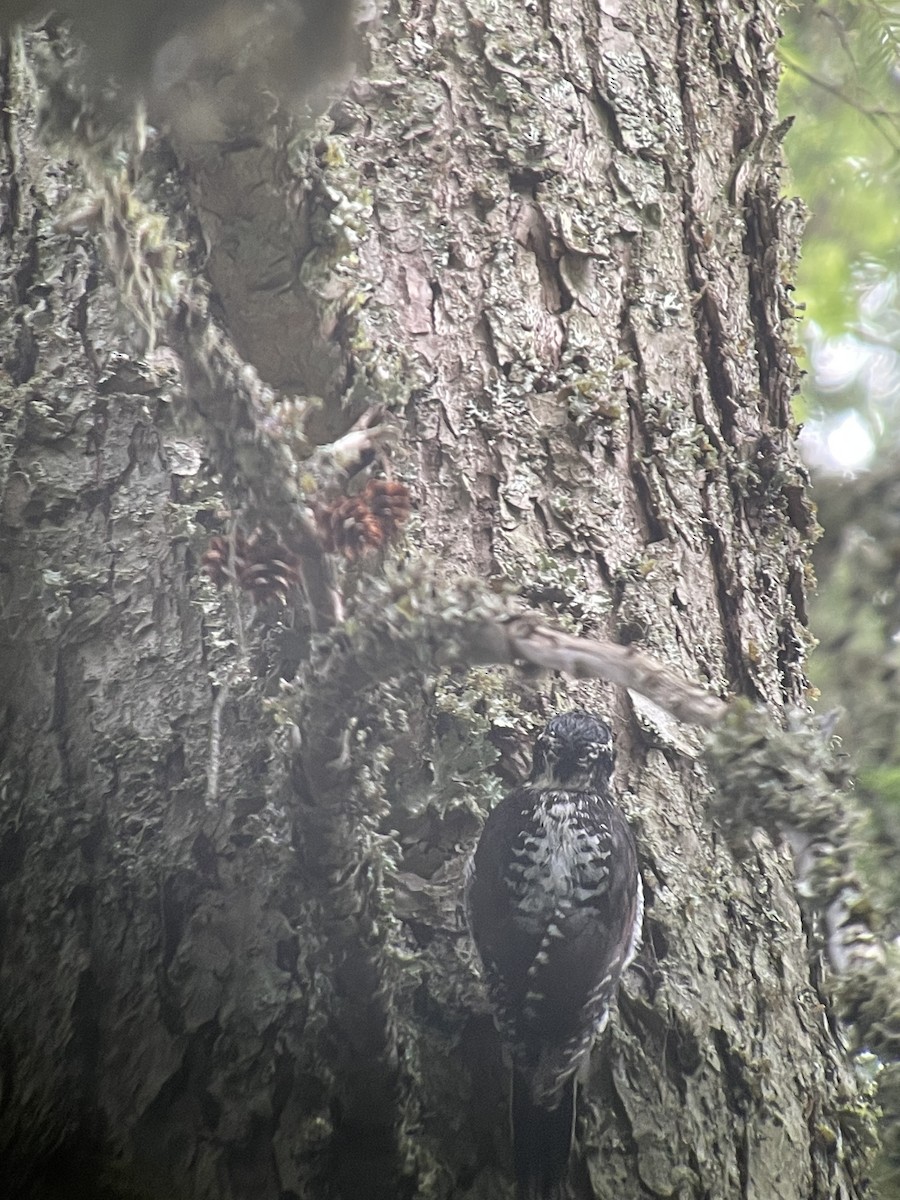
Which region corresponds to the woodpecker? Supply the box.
[465,711,643,1200]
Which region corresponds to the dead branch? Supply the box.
[473,612,730,728]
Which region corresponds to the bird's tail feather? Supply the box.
[511,1070,575,1200]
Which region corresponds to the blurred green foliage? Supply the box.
[781,0,900,336]
[811,464,900,1196]
[784,0,900,920]
[811,466,900,923]
[781,9,900,1191]
[781,0,900,911]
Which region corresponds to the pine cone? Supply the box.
[316,479,412,560]
[366,479,412,538]
[201,533,249,587]
[202,529,302,605]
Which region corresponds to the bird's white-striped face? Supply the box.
[528,713,614,791]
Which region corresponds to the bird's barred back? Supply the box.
[466,713,643,1197]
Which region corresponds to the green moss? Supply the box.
[27,26,183,351]
[704,701,854,853]
[705,702,889,1185]
[428,667,520,815]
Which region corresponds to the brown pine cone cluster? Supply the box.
[315,479,412,560]
[201,530,302,606]
[201,480,412,604]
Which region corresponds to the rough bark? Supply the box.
[0,4,869,1200]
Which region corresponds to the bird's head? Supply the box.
[528,711,615,791]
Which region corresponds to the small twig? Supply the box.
[292,509,346,629]
[206,683,230,804]
[303,405,396,487]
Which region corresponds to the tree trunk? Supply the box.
[0,3,869,1200]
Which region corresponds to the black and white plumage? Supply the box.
[465,712,643,1200]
